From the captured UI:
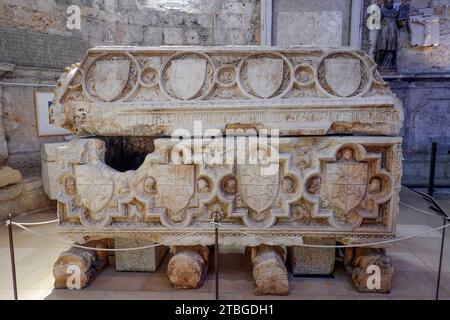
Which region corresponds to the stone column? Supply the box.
[53,239,109,289]
[288,238,335,276]
[251,245,289,295]
[167,245,209,289]
[344,247,394,293]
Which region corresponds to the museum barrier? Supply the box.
[5,194,450,300]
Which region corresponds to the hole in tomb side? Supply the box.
[99,136,155,172]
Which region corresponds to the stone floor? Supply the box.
[1,187,450,300]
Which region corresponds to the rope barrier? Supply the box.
[225,223,450,249]
[399,202,450,220]
[11,222,206,252]
[8,219,59,226]
[7,199,449,251]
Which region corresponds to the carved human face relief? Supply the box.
[223,177,237,195]
[65,177,76,195]
[197,178,210,193]
[143,176,157,194]
[307,176,321,195]
[339,148,354,162]
[369,177,382,194]
[282,177,295,194]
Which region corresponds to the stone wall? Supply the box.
[362,0,450,186]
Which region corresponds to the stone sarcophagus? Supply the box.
[49,47,403,294]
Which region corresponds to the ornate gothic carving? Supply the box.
[54,135,402,245]
[50,47,403,137]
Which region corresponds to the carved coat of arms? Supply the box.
[93,60,131,102]
[237,165,279,212]
[247,58,283,98]
[326,162,368,215]
[74,165,114,212]
[324,58,361,97]
[153,164,195,214]
[170,59,206,100]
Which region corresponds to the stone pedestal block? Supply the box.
[53,240,109,289]
[251,245,289,295]
[167,245,209,289]
[41,142,68,200]
[288,238,335,275]
[115,238,168,272]
[344,247,394,293]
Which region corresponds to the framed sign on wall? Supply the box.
[34,90,71,136]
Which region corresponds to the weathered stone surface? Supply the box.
[288,238,335,275]
[410,15,440,47]
[0,166,23,188]
[0,176,55,221]
[53,239,109,289]
[50,47,403,137]
[344,247,394,293]
[167,245,209,289]
[41,142,68,200]
[115,238,167,272]
[251,245,288,295]
[54,135,403,246]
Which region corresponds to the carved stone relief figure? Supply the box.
[375,0,400,70]
[197,178,210,193]
[224,177,237,195]
[65,176,77,195]
[307,176,321,195]
[143,176,157,195]
[369,177,382,194]
[282,177,295,194]
[293,202,312,224]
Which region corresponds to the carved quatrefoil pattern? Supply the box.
[57,139,400,232]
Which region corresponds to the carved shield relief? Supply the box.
[237,165,279,212]
[324,58,361,97]
[93,60,131,102]
[326,162,368,214]
[74,165,114,212]
[153,164,195,214]
[169,59,206,100]
[246,58,283,98]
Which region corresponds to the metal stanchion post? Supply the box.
[211,211,222,301]
[436,217,446,300]
[428,142,437,197]
[413,191,449,301]
[7,214,18,300]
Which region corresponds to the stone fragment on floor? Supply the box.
[344,247,394,293]
[251,245,289,295]
[53,239,109,289]
[167,245,209,289]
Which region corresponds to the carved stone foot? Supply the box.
[251,245,289,295]
[344,247,394,293]
[53,239,109,289]
[167,245,209,289]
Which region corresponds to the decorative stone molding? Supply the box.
[49,47,403,137]
[54,135,402,246]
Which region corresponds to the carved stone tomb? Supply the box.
[49,47,403,295]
